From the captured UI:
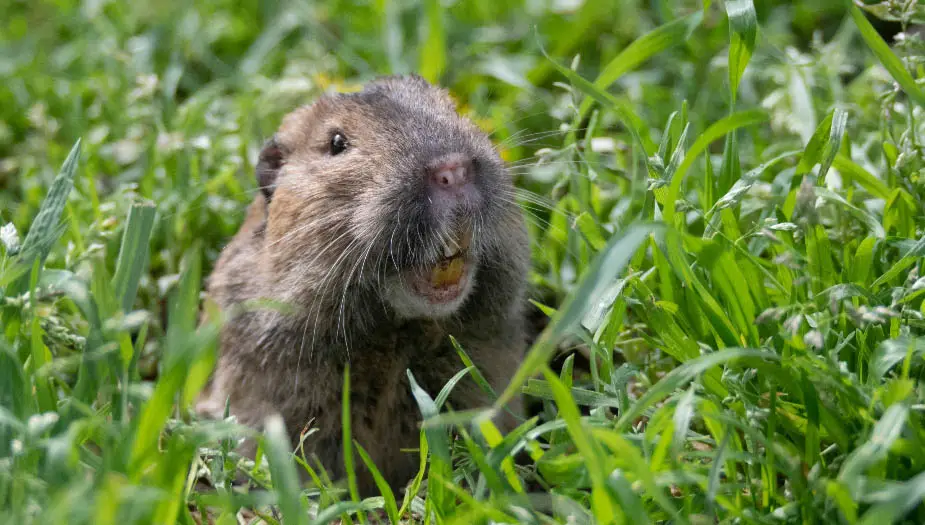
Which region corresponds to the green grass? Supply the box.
[3,0,925,523]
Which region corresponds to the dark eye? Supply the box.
[330,132,348,155]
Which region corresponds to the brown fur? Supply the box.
[197,75,530,497]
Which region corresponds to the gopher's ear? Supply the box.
[256,136,286,201]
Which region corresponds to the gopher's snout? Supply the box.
[420,152,482,223]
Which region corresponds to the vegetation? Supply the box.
[3,0,925,523]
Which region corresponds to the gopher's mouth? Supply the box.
[407,230,473,305]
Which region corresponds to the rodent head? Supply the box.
[257,75,528,321]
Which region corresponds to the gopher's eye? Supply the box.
[330,132,348,155]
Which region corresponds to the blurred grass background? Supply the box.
[3,0,925,523]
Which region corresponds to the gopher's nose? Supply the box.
[426,154,472,194]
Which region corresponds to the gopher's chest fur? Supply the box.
[198,308,504,495]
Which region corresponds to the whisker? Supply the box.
[338,229,383,356]
[499,126,588,148]
[487,108,562,139]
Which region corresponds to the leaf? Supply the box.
[832,155,892,200]
[310,500,377,525]
[801,371,821,469]
[672,385,697,460]
[577,11,703,120]
[659,110,768,222]
[451,337,499,400]
[717,125,742,198]
[264,415,306,525]
[706,428,732,512]
[406,369,447,460]
[0,344,28,456]
[130,247,211,474]
[857,2,925,24]
[354,440,399,524]
[38,269,100,327]
[872,337,925,381]
[663,122,690,181]
[10,139,81,293]
[607,470,651,525]
[541,368,616,522]
[871,236,925,290]
[575,212,607,251]
[474,416,524,493]
[540,42,656,155]
[458,425,507,495]
[615,348,777,431]
[795,111,832,176]
[839,404,908,496]
[418,0,446,83]
[165,245,203,361]
[495,222,659,408]
[406,369,453,518]
[858,470,925,525]
[17,139,81,264]
[591,428,686,522]
[481,416,538,493]
[111,202,157,313]
[850,5,925,107]
[814,187,886,238]
[850,236,878,284]
[826,480,859,524]
[434,366,474,410]
[795,107,847,183]
[707,149,800,215]
[522,379,621,408]
[820,108,848,182]
[397,430,429,518]
[725,0,757,103]
[342,366,362,516]
[662,231,740,353]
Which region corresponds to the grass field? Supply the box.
[4,0,925,523]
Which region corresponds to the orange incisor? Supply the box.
[431,257,465,287]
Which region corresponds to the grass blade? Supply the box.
[17,139,81,265]
[849,4,925,107]
[832,154,891,199]
[659,110,768,222]
[542,367,616,522]
[857,470,925,525]
[264,415,307,525]
[0,344,28,456]
[111,201,156,313]
[311,501,377,525]
[418,0,446,82]
[615,348,777,431]
[577,11,703,120]
[495,222,659,408]
[606,470,651,525]
[354,440,400,524]
[725,0,757,104]
[839,403,908,492]
[795,108,848,187]
[540,41,656,155]
[406,369,453,518]
[10,139,81,293]
[434,366,474,410]
[342,365,363,522]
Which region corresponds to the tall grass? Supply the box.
[3,0,925,523]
